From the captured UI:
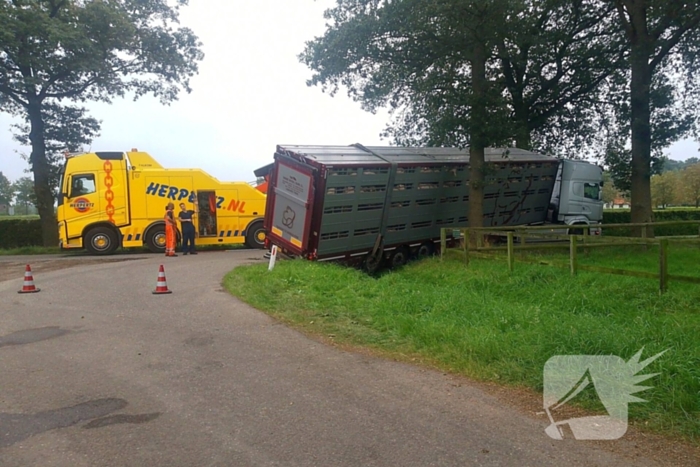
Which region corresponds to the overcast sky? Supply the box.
[0,0,698,183]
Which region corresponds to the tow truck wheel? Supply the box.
[245,220,266,249]
[85,227,118,255]
[145,225,166,253]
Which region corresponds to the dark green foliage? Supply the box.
[300,0,625,154]
[0,219,43,249]
[664,157,700,172]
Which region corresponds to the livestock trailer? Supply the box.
[263,144,605,271]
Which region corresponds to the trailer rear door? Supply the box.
[267,157,315,255]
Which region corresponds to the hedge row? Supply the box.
[603,210,700,236]
[0,219,43,249]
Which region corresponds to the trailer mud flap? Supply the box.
[268,158,315,255]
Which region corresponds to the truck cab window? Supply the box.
[70,174,96,198]
[583,182,600,200]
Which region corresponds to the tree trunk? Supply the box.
[469,40,487,247]
[27,98,59,247]
[629,40,654,237]
[513,105,531,150]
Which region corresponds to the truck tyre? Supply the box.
[364,249,383,274]
[145,225,166,254]
[245,220,266,249]
[417,242,434,259]
[85,226,119,255]
[568,224,588,236]
[388,247,409,269]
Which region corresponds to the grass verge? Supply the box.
[224,246,700,443]
[0,246,64,255]
[485,241,700,277]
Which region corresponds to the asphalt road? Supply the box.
[0,251,682,466]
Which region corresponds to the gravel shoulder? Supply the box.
[0,255,150,283]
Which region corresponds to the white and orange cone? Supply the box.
[18,264,41,294]
[152,265,172,294]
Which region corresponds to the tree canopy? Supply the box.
[0,0,204,245]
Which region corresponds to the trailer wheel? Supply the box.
[145,225,166,253]
[85,226,119,255]
[417,243,434,259]
[388,247,409,269]
[364,250,383,274]
[245,220,266,249]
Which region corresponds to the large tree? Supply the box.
[0,170,13,206]
[300,0,514,242]
[0,0,204,246]
[12,176,35,215]
[681,163,700,208]
[12,102,101,203]
[650,170,678,208]
[612,0,700,231]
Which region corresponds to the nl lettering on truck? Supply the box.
[57,149,268,255]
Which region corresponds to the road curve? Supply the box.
[0,251,670,466]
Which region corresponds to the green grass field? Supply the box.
[225,245,700,442]
[476,241,700,278]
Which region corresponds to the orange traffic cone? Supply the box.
[18,264,41,294]
[152,265,172,294]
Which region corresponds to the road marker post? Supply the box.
[268,245,278,271]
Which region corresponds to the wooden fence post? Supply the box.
[463,229,469,265]
[440,228,446,261]
[659,239,668,294]
[570,235,578,275]
[507,232,514,272]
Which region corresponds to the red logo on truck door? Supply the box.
[71,197,94,213]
